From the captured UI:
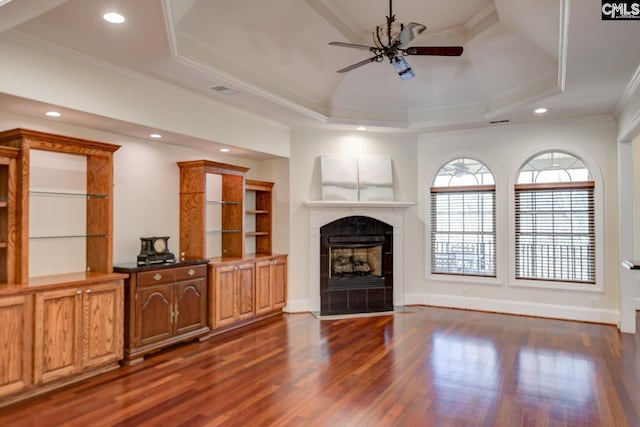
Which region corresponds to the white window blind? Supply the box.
[431,185,496,276]
[515,182,595,283]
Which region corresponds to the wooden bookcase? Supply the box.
[177,160,286,336]
[0,128,126,407]
[0,128,119,283]
[0,146,19,284]
[177,160,249,260]
[245,179,273,255]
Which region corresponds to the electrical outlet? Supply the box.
[463,287,469,297]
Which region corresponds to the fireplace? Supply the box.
[320,216,393,315]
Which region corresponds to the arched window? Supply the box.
[515,151,594,283]
[430,158,496,276]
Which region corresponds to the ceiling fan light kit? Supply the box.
[330,0,463,80]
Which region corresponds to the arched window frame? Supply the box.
[510,149,604,291]
[429,157,497,278]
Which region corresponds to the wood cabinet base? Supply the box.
[0,362,119,409]
[122,326,210,366]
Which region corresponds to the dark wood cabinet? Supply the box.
[115,261,209,365]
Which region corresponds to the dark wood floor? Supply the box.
[1,306,639,427]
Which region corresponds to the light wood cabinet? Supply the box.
[213,261,254,328]
[255,255,287,315]
[0,129,125,407]
[115,261,209,365]
[33,280,123,385]
[0,294,32,398]
[177,160,287,335]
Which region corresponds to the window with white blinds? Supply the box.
[515,152,595,284]
[430,158,496,277]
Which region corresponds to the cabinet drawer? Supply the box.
[175,265,207,281]
[138,269,176,286]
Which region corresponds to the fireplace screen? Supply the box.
[328,236,385,289]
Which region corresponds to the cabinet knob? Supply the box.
[153,273,162,281]
[187,268,195,276]
[85,289,92,293]
[76,290,82,295]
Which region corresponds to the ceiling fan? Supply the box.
[329,0,463,80]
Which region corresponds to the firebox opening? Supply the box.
[329,236,384,289]
[320,216,393,315]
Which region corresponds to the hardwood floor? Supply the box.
[1,306,639,426]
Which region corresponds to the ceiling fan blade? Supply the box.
[404,46,464,56]
[329,41,374,51]
[337,57,378,73]
[396,22,427,47]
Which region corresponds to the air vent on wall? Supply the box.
[210,85,239,96]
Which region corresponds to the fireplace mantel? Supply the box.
[305,200,414,313]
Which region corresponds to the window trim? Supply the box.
[429,159,497,279]
[509,150,604,293]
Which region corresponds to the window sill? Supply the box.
[509,279,604,293]
[427,273,503,286]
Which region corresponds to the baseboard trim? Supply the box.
[283,299,311,313]
[404,292,619,325]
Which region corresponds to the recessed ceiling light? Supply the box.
[103,12,125,24]
[149,133,162,139]
[534,107,548,114]
[45,111,61,118]
[356,126,367,131]
[220,148,230,153]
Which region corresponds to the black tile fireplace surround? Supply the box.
[320,216,393,315]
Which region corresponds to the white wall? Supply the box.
[414,115,620,324]
[287,130,419,311]
[0,111,288,267]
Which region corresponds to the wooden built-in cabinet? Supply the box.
[178,160,287,336]
[33,280,123,384]
[114,261,209,365]
[0,129,126,408]
[245,179,273,255]
[255,255,287,316]
[212,260,255,328]
[0,293,32,398]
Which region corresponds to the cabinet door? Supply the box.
[215,263,237,328]
[136,283,173,347]
[34,288,83,384]
[0,294,32,397]
[83,281,123,369]
[272,256,287,309]
[255,259,272,315]
[237,262,255,320]
[174,278,207,336]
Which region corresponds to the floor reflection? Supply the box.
[430,332,499,422]
[516,348,595,405]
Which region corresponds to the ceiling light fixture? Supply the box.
[45,111,61,118]
[534,107,548,114]
[220,148,230,153]
[356,126,367,131]
[328,0,463,79]
[149,133,162,139]
[103,12,125,24]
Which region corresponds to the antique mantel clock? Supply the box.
[137,236,176,265]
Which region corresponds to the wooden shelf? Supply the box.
[245,232,269,236]
[246,210,269,214]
